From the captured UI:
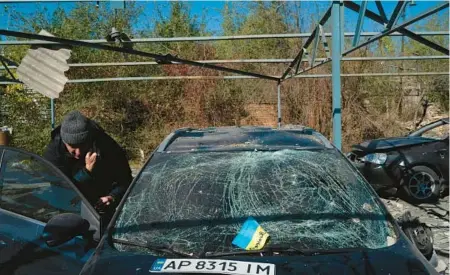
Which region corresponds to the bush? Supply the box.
[0,88,51,154]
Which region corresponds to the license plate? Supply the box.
[150,258,275,275]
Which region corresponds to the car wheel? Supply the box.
[401,166,441,203]
[397,211,434,261]
[403,223,434,260]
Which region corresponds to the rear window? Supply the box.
[166,130,328,151]
[113,149,397,256]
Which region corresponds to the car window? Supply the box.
[113,149,397,256]
[420,123,449,140]
[0,148,82,222]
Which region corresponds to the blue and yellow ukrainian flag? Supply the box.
[232,217,270,250]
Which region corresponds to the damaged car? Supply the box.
[347,118,449,203]
[79,126,440,275]
[0,126,442,274]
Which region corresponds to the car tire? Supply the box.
[400,166,441,203]
[397,211,434,261]
[403,223,434,260]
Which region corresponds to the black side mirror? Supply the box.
[43,213,90,247]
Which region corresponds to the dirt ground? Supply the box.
[381,196,449,274]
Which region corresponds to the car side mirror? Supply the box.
[43,213,90,247]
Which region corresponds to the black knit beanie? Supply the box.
[60,111,90,145]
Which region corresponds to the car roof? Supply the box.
[157,125,334,152]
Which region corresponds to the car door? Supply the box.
[432,137,449,181]
[0,146,100,275]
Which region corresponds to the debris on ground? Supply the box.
[381,196,449,274]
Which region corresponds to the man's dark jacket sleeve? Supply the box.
[106,140,133,201]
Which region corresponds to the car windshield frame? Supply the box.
[108,147,399,257]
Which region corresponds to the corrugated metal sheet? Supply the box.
[17,30,71,99]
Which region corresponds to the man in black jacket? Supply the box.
[43,110,132,212]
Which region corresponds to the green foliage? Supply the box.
[0,88,51,154]
[152,2,203,59]
[203,83,247,126]
[217,2,290,59]
[428,77,449,112]
[155,2,199,38]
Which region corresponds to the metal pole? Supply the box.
[277,82,281,128]
[311,26,320,67]
[0,56,447,70]
[352,0,367,46]
[50,98,55,129]
[0,71,448,85]
[375,1,388,22]
[386,1,408,29]
[1,31,446,46]
[340,1,345,52]
[332,1,342,150]
[400,5,406,115]
[281,6,333,80]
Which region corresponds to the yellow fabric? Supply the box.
[245,226,270,250]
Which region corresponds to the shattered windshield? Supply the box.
[113,149,397,256]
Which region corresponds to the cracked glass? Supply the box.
[0,149,81,222]
[113,149,397,256]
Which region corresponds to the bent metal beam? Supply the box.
[1,31,446,46]
[0,29,280,82]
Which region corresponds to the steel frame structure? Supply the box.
[0,0,449,148]
[280,0,449,148]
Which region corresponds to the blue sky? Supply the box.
[0,1,448,36]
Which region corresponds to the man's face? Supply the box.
[64,142,90,160]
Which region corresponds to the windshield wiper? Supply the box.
[204,245,364,258]
[111,238,195,258]
[203,245,305,258]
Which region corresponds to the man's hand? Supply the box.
[99,195,114,206]
[85,152,97,172]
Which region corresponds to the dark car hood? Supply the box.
[352,136,436,153]
[81,240,437,275]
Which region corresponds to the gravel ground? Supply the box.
[381,196,449,274]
